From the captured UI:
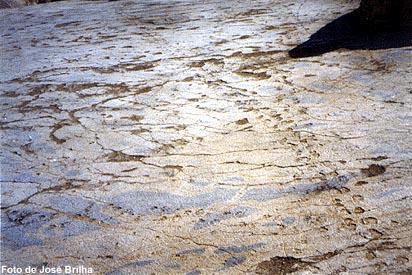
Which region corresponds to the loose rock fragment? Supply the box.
[361,164,386,177]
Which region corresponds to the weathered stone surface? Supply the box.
[1,0,411,274]
[0,0,24,8]
[0,0,72,8]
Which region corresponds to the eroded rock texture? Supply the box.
[0,0,411,274]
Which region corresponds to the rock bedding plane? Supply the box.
[0,0,411,274]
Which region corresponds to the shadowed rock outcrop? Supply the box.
[289,0,412,58]
[360,0,412,28]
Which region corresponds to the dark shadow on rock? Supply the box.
[289,9,412,58]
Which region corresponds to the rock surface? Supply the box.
[359,0,412,28]
[1,0,411,274]
[0,0,24,9]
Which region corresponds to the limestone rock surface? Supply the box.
[1,0,411,274]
